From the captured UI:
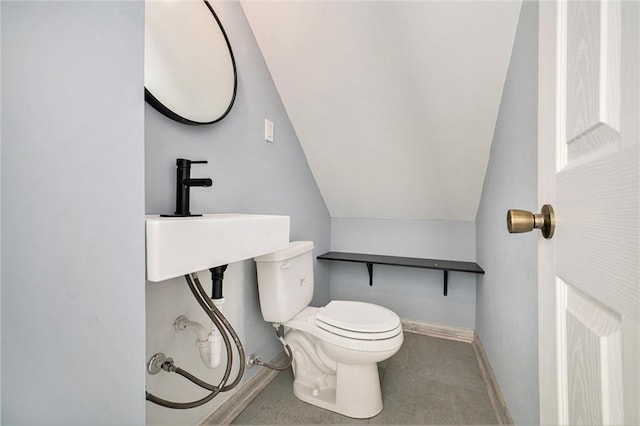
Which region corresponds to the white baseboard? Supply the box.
[472,335,514,425]
[200,351,288,426]
[401,318,475,343]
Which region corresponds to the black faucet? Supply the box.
[168,158,212,217]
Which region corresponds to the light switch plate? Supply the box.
[264,119,274,143]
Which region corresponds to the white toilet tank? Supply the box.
[254,241,315,323]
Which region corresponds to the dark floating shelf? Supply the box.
[317,251,484,296]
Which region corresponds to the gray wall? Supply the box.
[330,218,477,329]
[1,2,146,425]
[475,2,539,424]
[144,3,331,424]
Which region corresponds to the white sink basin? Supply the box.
[145,214,290,282]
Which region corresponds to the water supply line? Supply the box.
[246,324,293,371]
[145,271,245,409]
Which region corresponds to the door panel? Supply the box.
[557,147,639,321]
[564,281,624,425]
[565,0,621,160]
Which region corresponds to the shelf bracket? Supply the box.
[366,263,373,286]
[443,270,448,296]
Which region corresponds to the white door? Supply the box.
[538,1,639,424]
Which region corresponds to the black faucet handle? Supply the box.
[184,178,212,187]
[176,158,208,167]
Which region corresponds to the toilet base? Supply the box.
[282,315,402,419]
[292,362,383,419]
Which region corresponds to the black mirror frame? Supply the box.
[145,0,238,126]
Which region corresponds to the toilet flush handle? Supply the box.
[281,262,290,269]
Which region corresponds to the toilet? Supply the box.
[254,241,403,419]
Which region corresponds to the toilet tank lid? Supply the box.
[254,241,314,262]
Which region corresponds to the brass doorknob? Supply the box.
[507,204,555,239]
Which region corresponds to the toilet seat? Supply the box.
[285,305,403,353]
[315,321,402,340]
[316,301,401,340]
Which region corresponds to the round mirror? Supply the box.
[145,0,237,125]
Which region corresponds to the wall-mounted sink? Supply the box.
[145,214,290,282]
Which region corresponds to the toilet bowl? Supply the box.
[284,302,403,418]
[254,242,403,418]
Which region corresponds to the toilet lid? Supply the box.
[316,301,400,337]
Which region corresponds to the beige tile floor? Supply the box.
[232,332,497,425]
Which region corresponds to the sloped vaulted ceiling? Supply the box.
[241,1,522,221]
